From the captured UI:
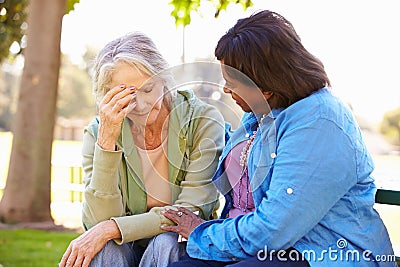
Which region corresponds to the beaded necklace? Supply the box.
[236,114,266,212]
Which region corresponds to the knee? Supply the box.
[151,232,179,250]
[102,240,127,254]
[143,233,185,265]
[90,240,133,266]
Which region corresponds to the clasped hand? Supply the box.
[161,207,205,240]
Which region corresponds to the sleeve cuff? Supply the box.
[111,211,164,244]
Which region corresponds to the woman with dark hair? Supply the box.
[162,10,395,266]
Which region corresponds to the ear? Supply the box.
[262,91,273,100]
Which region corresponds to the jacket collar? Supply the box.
[118,90,195,184]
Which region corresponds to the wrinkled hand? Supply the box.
[59,220,120,267]
[161,207,205,240]
[97,84,137,150]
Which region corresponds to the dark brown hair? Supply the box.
[215,10,331,109]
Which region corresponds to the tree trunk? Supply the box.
[0,0,66,223]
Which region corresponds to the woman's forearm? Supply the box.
[82,133,125,228]
[101,220,122,240]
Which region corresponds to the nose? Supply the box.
[133,95,146,112]
[223,85,232,94]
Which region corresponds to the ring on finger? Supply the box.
[177,211,183,217]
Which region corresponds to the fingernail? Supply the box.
[129,86,136,91]
[119,84,126,88]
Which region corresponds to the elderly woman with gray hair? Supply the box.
[60,32,225,267]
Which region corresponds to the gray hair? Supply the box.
[92,31,175,107]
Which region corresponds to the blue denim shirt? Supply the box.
[186,88,395,266]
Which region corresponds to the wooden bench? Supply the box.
[375,188,400,265]
[375,189,400,206]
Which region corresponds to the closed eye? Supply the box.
[139,83,154,93]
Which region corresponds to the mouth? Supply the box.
[233,98,241,106]
[129,111,150,116]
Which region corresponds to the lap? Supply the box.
[169,254,231,267]
[89,241,138,267]
[90,232,185,267]
[140,232,186,267]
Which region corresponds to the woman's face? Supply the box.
[110,62,165,126]
[220,63,271,114]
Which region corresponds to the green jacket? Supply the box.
[81,90,225,244]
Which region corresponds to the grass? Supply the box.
[0,229,79,267]
[0,132,84,266]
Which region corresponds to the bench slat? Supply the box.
[375,189,400,205]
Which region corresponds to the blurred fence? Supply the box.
[51,165,84,203]
[0,165,84,203]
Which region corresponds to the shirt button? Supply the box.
[286,188,293,195]
[270,152,276,159]
[245,133,250,138]
[218,156,222,160]
[232,257,238,261]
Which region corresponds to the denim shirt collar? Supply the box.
[213,109,281,196]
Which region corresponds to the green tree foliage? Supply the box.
[66,0,80,13]
[380,107,400,146]
[169,0,253,26]
[57,55,96,120]
[0,0,27,62]
[0,64,19,130]
[0,0,252,62]
[0,0,83,130]
[0,0,79,63]
[0,55,96,130]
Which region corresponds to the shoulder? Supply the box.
[277,88,355,128]
[84,117,100,137]
[174,89,205,108]
[172,90,225,141]
[174,89,223,119]
[272,88,365,156]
